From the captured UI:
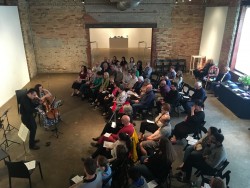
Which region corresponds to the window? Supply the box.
[231,6,250,75]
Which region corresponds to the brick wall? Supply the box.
[27,0,88,73]
[16,0,217,74]
[18,0,37,78]
[152,4,205,70]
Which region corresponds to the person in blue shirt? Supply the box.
[97,155,112,188]
[132,84,155,119]
[211,65,231,96]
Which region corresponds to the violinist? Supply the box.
[20,88,42,150]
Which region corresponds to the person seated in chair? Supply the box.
[176,126,221,170]
[210,65,231,96]
[155,80,170,101]
[138,103,171,140]
[173,70,183,90]
[167,66,177,81]
[142,62,152,79]
[156,82,179,114]
[131,76,144,95]
[193,59,214,80]
[134,138,176,182]
[181,81,206,114]
[132,84,155,119]
[76,158,102,188]
[128,167,148,188]
[177,133,227,184]
[139,120,172,156]
[170,100,205,144]
[91,115,134,147]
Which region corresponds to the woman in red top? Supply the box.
[71,65,87,96]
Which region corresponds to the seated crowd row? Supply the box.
[69,57,227,188]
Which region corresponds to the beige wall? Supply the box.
[89,28,152,48]
[199,7,228,65]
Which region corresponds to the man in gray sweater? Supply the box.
[179,132,227,182]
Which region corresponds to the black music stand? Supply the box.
[0,109,20,150]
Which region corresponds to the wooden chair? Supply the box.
[5,160,43,188]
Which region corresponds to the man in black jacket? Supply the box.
[20,88,41,150]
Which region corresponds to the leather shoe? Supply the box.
[30,145,40,150]
[90,142,100,147]
[92,137,100,141]
[34,139,40,143]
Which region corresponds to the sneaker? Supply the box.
[34,139,40,143]
[92,137,100,141]
[90,102,95,106]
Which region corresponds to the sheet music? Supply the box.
[202,183,211,188]
[18,123,29,142]
[104,133,111,137]
[188,140,198,145]
[146,119,155,124]
[71,175,83,184]
[111,122,116,128]
[24,160,36,170]
[147,180,158,188]
[103,141,114,148]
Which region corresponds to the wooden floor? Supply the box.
[0,73,250,188]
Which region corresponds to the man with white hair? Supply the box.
[131,76,144,95]
[181,81,206,113]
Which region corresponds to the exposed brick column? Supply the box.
[85,28,92,68]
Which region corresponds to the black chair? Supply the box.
[5,160,43,188]
[15,89,27,114]
[193,121,207,139]
[156,166,173,188]
[195,160,231,188]
[0,148,11,163]
[178,59,187,72]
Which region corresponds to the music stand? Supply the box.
[0,109,20,150]
[1,108,18,132]
[18,123,32,160]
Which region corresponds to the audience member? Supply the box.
[211,65,231,96]
[173,70,183,90]
[181,81,206,113]
[170,99,205,143]
[78,158,102,188]
[71,65,87,96]
[129,57,135,70]
[167,66,177,80]
[193,59,214,80]
[127,72,138,89]
[138,103,171,139]
[136,60,143,76]
[91,115,134,147]
[176,126,220,170]
[97,155,112,188]
[142,62,152,79]
[114,66,123,83]
[177,133,227,183]
[135,137,176,182]
[120,56,128,69]
[132,84,155,119]
[128,167,148,188]
[111,56,119,66]
[131,76,144,95]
